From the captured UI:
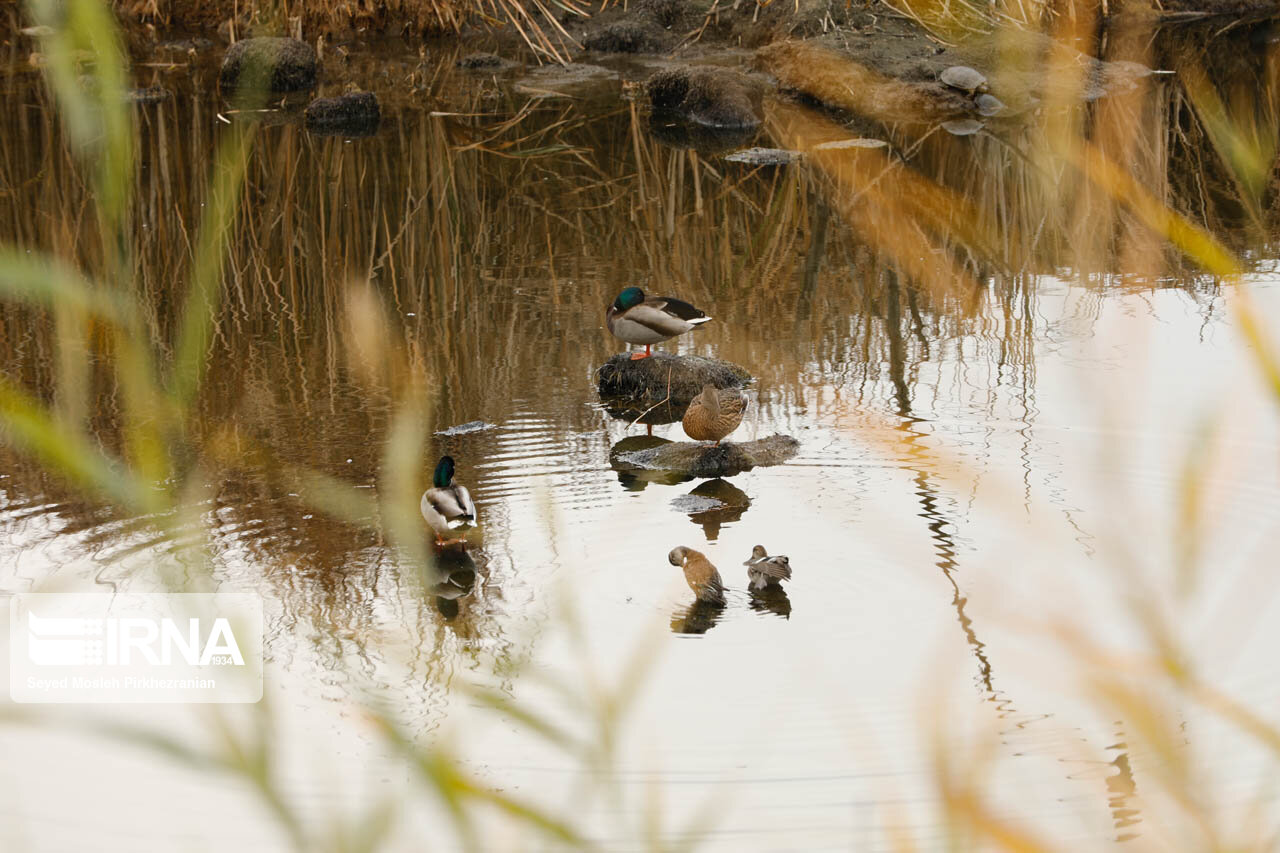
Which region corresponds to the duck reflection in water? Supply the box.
[682,478,750,540]
[670,598,727,635]
[427,547,478,621]
[748,585,792,619]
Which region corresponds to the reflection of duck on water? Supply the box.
[748,585,791,619]
[428,547,477,620]
[670,598,726,635]
[683,478,750,540]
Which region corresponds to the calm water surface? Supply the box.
[2,31,1280,851]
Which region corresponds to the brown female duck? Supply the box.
[682,383,746,446]
[668,546,726,606]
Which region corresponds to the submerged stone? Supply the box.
[597,352,752,411]
[219,37,318,96]
[813,137,888,151]
[456,52,511,70]
[646,66,763,130]
[305,91,381,137]
[616,434,799,478]
[725,147,802,165]
[126,86,171,104]
[435,420,496,436]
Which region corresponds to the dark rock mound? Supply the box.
[583,21,665,54]
[220,37,318,97]
[639,0,685,27]
[305,92,381,137]
[597,353,752,410]
[518,63,620,98]
[646,66,763,130]
[456,52,511,70]
[616,434,799,478]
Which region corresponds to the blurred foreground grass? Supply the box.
[4,0,1280,849]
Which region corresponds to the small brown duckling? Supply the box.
[668,546,726,606]
[743,545,791,590]
[682,383,746,446]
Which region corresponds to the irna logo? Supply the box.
[26,610,246,667]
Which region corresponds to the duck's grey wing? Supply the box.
[454,484,477,521]
[427,486,473,523]
[760,556,791,582]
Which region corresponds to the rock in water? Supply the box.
[646,66,763,130]
[616,434,799,478]
[305,92,381,137]
[597,353,751,409]
[220,37,318,97]
[724,147,802,166]
[456,52,510,70]
[583,21,664,54]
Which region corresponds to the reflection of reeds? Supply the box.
[8,6,1280,846]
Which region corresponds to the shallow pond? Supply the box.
[2,25,1280,851]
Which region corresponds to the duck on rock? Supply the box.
[606,287,711,359]
[421,455,477,547]
[682,383,746,446]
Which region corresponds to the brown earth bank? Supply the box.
[7,0,1278,126]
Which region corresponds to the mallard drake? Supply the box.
[743,545,791,590]
[606,286,711,360]
[682,383,746,446]
[420,455,477,546]
[668,546,726,606]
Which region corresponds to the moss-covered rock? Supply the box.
[646,66,763,129]
[456,52,511,70]
[220,37,318,96]
[597,353,751,412]
[615,434,799,478]
[583,21,666,53]
[305,91,381,137]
